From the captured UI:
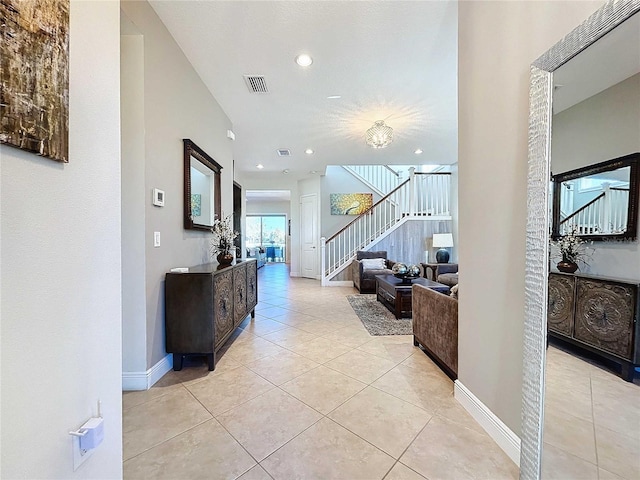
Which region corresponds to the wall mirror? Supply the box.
[524,2,640,479]
[183,139,222,231]
[552,153,640,240]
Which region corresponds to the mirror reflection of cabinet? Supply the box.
[548,272,640,381]
[183,139,222,231]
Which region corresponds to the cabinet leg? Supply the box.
[251,309,255,319]
[620,363,635,382]
[173,353,183,371]
[207,353,215,371]
[413,336,419,347]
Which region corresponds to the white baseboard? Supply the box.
[122,354,173,391]
[454,380,521,467]
[324,280,352,287]
[290,271,301,277]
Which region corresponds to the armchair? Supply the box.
[421,262,458,287]
[351,250,395,293]
[412,284,458,379]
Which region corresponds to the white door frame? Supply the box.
[299,193,319,279]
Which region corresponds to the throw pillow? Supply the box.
[450,284,459,299]
[361,258,386,270]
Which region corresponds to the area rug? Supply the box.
[346,294,412,335]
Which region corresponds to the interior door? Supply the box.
[300,194,318,279]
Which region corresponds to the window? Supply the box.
[246,215,287,262]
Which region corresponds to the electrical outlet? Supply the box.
[72,434,95,471]
[154,231,161,247]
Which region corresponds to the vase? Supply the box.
[557,255,578,273]
[216,252,234,267]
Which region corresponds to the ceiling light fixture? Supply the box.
[305,148,314,155]
[282,169,290,175]
[256,164,264,169]
[295,54,313,67]
[327,95,341,99]
[365,120,394,149]
[414,149,423,155]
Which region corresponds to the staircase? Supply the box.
[342,165,402,196]
[559,184,629,235]
[321,169,451,285]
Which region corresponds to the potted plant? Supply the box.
[552,226,589,273]
[210,214,238,266]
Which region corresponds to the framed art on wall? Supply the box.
[330,193,373,215]
[0,0,70,162]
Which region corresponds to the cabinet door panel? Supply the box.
[548,273,575,336]
[214,269,234,349]
[574,278,636,360]
[234,263,248,326]
[247,261,257,310]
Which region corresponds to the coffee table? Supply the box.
[376,274,450,319]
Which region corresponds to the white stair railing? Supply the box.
[342,165,401,195]
[559,185,629,235]
[321,171,451,284]
[413,172,451,216]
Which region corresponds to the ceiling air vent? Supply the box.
[244,75,269,93]
[277,149,291,156]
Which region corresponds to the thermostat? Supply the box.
[153,188,165,207]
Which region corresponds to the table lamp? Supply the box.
[432,233,453,263]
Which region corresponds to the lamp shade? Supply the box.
[432,233,453,248]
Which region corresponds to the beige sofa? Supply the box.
[412,284,458,379]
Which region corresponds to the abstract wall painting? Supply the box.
[0,0,70,162]
[330,193,373,215]
[191,194,202,217]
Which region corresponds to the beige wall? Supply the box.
[457,0,603,436]
[120,1,234,371]
[553,73,640,173]
[0,1,123,476]
[121,30,147,375]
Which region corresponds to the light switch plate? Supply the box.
[154,232,161,247]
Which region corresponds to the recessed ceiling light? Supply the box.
[305,149,314,155]
[256,164,264,169]
[295,54,313,67]
[327,95,341,99]
[282,169,290,175]
[414,149,423,155]
[309,170,317,175]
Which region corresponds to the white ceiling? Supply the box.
[553,12,640,113]
[148,1,459,181]
[246,190,291,203]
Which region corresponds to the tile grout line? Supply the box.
[123,385,214,464]
[381,416,436,480]
[182,376,272,475]
[589,368,601,477]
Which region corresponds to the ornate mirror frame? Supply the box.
[523,1,640,478]
[551,152,640,241]
[183,139,222,231]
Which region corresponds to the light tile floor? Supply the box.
[542,345,640,480]
[123,263,518,479]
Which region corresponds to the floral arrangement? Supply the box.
[552,226,589,264]
[210,214,238,256]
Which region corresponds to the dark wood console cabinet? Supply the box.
[165,259,258,371]
[548,272,640,381]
